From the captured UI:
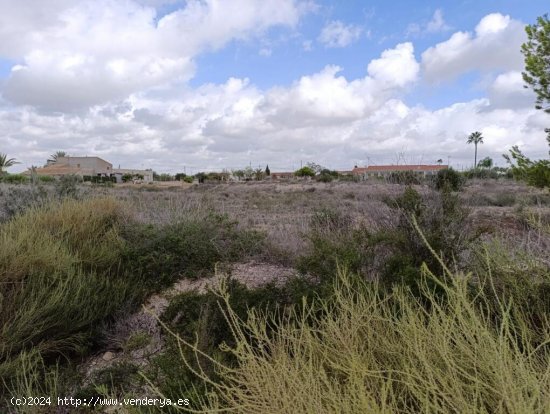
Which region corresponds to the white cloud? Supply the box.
[406,9,450,37]
[421,13,526,82]
[1,6,548,174]
[0,0,308,111]
[367,43,419,88]
[487,71,536,109]
[426,9,450,33]
[318,20,362,48]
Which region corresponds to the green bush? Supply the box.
[54,174,81,199]
[297,208,371,283]
[123,213,266,289]
[150,276,318,405]
[387,170,421,185]
[38,175,55,183]
[0,199,136,401]
[0,174,29,184]
[172,265,550,413]
[294,166,315,177]
[433,167,464,191]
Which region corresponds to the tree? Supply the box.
[503,146,550,188]
[477,156,493,169]
[294,166,315,177]
[522,14,550,114]
[0,153,19,175]
[265,165,270,176]
[48,151,67,164]
[437,159,443,165]
[467,131,484,169]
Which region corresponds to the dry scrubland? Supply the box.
[0,179,549,413]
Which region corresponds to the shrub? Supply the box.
[123,213,266,289]
[150,276,318,404]
[433,167,464,191]
[294,166,315,177]
[168,265,550,413]
[0,174,29,184]
[38,175,55,183]
[297,208,371,283]
[54,174,81,199]
[0,198,135,401]
[387,170,421,185]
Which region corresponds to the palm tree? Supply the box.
[48,151,67,164]
[0,153,19,175]
[467,131,484,169]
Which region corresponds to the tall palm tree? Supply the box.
[0,153,19,175]
[467,131,484,169]
[48,151,67,164]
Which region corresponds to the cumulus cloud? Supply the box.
[318,20,363,48]
[1,6,548,175]
[421,13,526,82]
[0,0,307,111]
[487,71,536,109]
[426,9,450,33]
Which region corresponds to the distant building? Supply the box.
[352,164,447,180]
[270,172,295,180]
[24,156,153,183]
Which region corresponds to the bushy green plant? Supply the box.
[433,167,464,191]
[294,166,315,177]
[387,170,421,185]
[171,265,550,413]
[0,174,29,184]
[38,175,55,183]
[123,213,266,289]
[0,199,136,401]
[298,208,371,283]
[504,145,550,188]
[150,276,318,405]
[54,174,81,198]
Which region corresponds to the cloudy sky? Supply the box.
[1,0,549,174]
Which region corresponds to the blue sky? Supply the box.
[0,0,548,173]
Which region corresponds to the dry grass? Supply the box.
[159,263,550,414]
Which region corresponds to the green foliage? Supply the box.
[504,145,550,188]
[0,153,19,174]
[0,199,135,401]
[183,175,193,183]
[174,266,550,413]
[0,174,29,184]
[433,167,464,191]
[387,170,421,185]
[38,175,55,183]
[54,174,81,198]
[522,14,550,113]
[467,131,484,168]
[123,213,266,289]
[151,276,318,403]
[294,166,315,177]
[297,208,371,283]
[477,156,493,168]
[122,173,134,182]
[316,169,338,182]
[154,172,174,181]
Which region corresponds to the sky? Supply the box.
[1,0,549,174]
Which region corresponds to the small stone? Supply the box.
[102,351,115,361]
